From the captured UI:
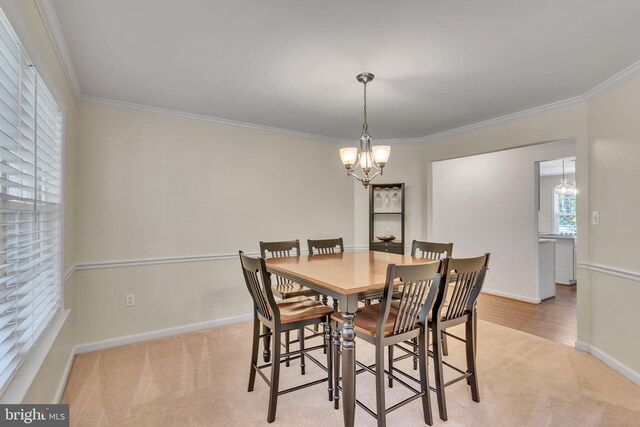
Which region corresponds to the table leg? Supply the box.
[341,310,356,427]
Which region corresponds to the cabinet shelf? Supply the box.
[369,183,405,255]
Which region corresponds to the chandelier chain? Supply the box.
[362,81,368,132]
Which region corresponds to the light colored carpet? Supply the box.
[61,320,640,426]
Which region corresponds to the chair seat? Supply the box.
[272,282,319,299]
[277,297,333,323]
[332,303,413,337]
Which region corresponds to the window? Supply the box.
[0,11,63,393]
[554,193,576,234]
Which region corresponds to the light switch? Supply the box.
[592,211,600,225]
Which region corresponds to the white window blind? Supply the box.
[0,10,62,393]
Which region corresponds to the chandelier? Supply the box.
[339,72,390,188]
[554,158,577,196]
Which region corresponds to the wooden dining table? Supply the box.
[266,250,434,427]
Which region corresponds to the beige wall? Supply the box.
[72,103,354,344]
[353,144,424,248]
[586,76,640,373]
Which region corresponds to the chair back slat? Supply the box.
[307,238,344,255]
[260,240,301,287]
[378,260,445,337]
[437,254,490,322]
[411,240,453,260]
[239,251,278,322]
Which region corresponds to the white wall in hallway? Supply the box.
[431,140,575,302]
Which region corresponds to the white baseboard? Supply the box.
[74,312,253,354]
[54,348,75,403]
[574,341,640,386]
[480,288,542,304]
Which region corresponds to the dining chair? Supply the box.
[411,240,453,260]
[239,251,334,423]
[410,240,454,360]
[332,260,445,426]
[428,253,490,422]
[260,240,322,365]
[307,237,345,310]
[307,237,344,255]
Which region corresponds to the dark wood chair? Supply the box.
[307,237,345,310]
[260,240,319,300]
[307,237,344,255]
[428,253,490,422]
[411,240,453,260]
[410,240,454,359]
[332,260,446,426]
[260,240,321,366]
[240,251,334,423]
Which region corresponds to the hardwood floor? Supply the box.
[476,284,577,346]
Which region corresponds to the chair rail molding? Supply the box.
[577,262,640,283]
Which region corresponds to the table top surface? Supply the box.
[265,250,436,295]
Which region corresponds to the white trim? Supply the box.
[480,288,542,304]
[72,245,365,272]
[79,95,352,145]
[0,0,67,110]
[583,59,640,102]
[0,309,70,403]
[578,262,640,283]
[574,341,640,386]
[75,253,250,271]
[74,312,253,354]
[62,265,75,282]
[34,0,80,100]
[574,340,590,352]
[53,347,74,403]
[420,96,586,143]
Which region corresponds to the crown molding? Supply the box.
[582,59,640,102]
[34,0,640,144]
[34,0,80,101]
[420,95,586,143]
[79,94,352,144]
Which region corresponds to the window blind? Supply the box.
[0,10,62,393]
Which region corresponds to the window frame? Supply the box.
[0,5,65,397]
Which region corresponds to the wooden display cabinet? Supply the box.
[369,183,405,254]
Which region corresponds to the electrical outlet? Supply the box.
[126,294,135,307]
[591,211,600,225]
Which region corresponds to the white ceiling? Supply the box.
[540,157,575,177]
[47,0,640,140]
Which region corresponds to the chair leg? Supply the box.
[441,331,449,356]
[263,325,271,363]
[267,329,282,423]
[418,330,433,426]
[333,298,339,312]
[285,331,290,367]
[388,345,394,388]
[248,315,260,392]
[332,327,341,410]
[375,344,387,427]
[325,322,333,401]
[432,325,448,421]
[413,337,419,370]
[300,326,306,375]
[466,318,480,402]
